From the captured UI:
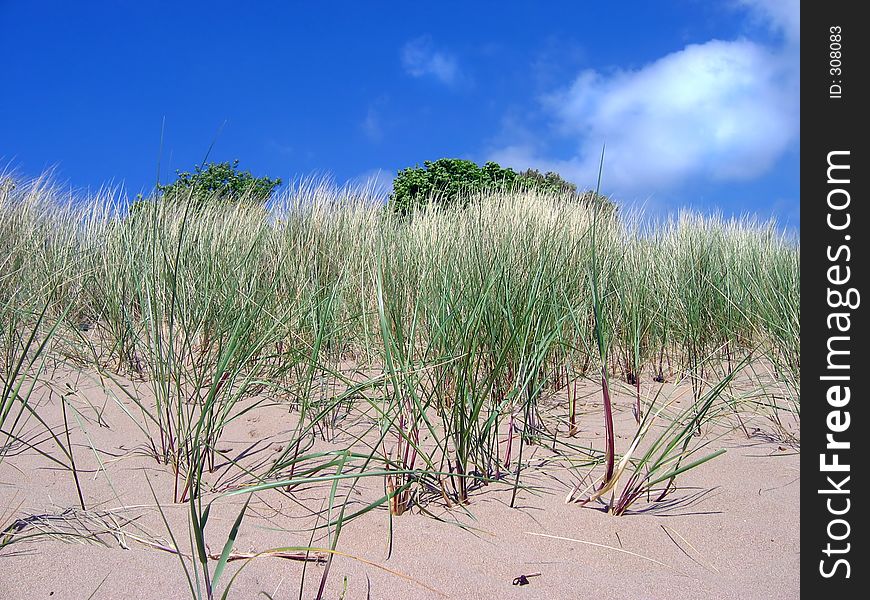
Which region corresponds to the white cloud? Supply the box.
[401,36,461,86]
[361,106,382,141]
[738,0,800,44]
[488,2,799,198]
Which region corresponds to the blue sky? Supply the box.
[0,1,799,228]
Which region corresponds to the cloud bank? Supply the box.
[489,0,799,196]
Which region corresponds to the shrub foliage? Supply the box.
[389,158,613,215]
[157,160,281,204]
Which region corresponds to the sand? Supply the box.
[0,366,799,599]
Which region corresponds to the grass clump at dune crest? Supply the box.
[0,175,799,596]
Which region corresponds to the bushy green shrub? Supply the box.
[157,160,281,205]
[389,158,614,215]
[517,168,577,195]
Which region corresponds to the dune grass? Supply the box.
[0,174,799,595]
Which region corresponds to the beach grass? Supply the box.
[0,174,799,596]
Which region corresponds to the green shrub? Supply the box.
[389,158,614,215]
[517,168,577,195]
[157,160,281,205]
